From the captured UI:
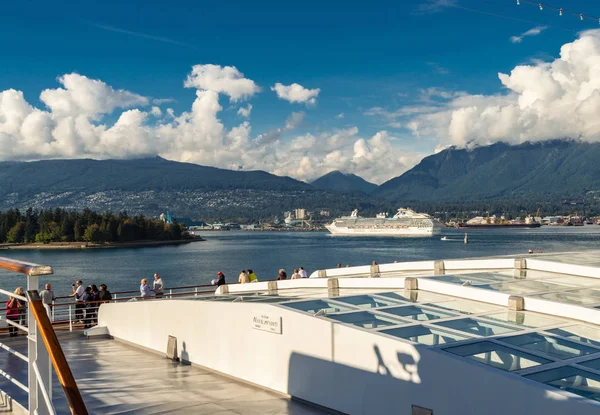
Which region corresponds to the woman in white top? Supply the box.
[238,270,249,284]
[140,278,152,297]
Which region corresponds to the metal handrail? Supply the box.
[0,256,88,415]
[27,290,87,415]
[0,257,53,277]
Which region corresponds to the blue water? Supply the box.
[1,227,599,296]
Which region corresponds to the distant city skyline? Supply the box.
[1,0,600,183]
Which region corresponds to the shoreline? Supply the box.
[0,238,204,251]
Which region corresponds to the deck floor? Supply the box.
[0,333,328,414]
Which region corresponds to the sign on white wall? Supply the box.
[251,312,282,334]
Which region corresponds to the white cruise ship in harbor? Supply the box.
[325,207,442,236]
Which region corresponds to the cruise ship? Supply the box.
[325,208,442,236]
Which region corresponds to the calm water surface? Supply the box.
[1,227,600,296]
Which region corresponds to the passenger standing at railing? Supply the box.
[299,267,308,279]
[88,285,99,325]
[153,273,164,298]
[5,290,21,337]
[40,283,56,320]
[69,280,85,324]
[247,269,258,282]
[277,269,287,280]
[98,284,112,302]
[81,287,95,329]
[213,271,226,287]
[238,270,249,284]
[14,287,26,327]
[140,278,152,297]
[291,269,302,279]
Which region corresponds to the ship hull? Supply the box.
[326,224,441,237]
[457,223,541,229]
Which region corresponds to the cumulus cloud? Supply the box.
[237,104,252,118]
[510,26,547,44]
[0,67,417,183]
[405,29,600,150]
[271,83,320,105]
[183,64,260,101]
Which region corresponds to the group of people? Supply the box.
[277,267,308,280]
[140,273,164,298]
[70,280,113,328]
[212,267,308,286]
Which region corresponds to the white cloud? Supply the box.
[39,73,148,119]
[152,98,176,105]
[405,29,600,150]
[183,64,260,101]
[0,67,419,184]
[237,104,252,118]
[271,83,320,105]
[510,26,547,44]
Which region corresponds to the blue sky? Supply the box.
[2,0,600,183]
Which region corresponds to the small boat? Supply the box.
[440,237,448,241]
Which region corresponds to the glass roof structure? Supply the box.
[194,252,600,405]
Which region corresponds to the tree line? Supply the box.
[0,208,189,244]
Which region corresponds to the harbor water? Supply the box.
[1,226,600,296]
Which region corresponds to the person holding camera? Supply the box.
[69,280,85,324]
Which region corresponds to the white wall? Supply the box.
[98,300,600,415]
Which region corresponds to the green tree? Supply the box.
[6,222,25,243]
[83,224,105,243]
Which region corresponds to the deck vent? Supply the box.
[412,405,433,415]
[166,335,179,361]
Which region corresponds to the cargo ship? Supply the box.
[457,215,541,229]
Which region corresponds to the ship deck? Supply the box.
[0,333,326,414]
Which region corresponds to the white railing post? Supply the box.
[69,304,73,332]
[113,293,117,301]
[195,287,198,297]
[27,274,52,415]
[51,301,55,322]
[169,289,173,299]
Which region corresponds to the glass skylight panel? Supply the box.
[546,325,600,348]
[475,280,568,295]
[326,311,404,329]
[542,276,600,288]
[240,296,291,303]
[527,291,600,307]
[480,311,566,329]
[425,275,493,285]
[580,357,600,371]
[376,290,451,304]
[281,299,356,314]
[500,333,600,360]
[444,341,551,372]
[379,305,456,322]
[525,366,600,402]
[333,294,404,309]
[434,318,520,337]
[426,299,502,315]
[381,325,470,346]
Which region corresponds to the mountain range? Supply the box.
[1,140,599,219]
[310,170,377,194]
[376,140,600,202]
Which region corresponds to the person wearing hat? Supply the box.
[215,271,226,287]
